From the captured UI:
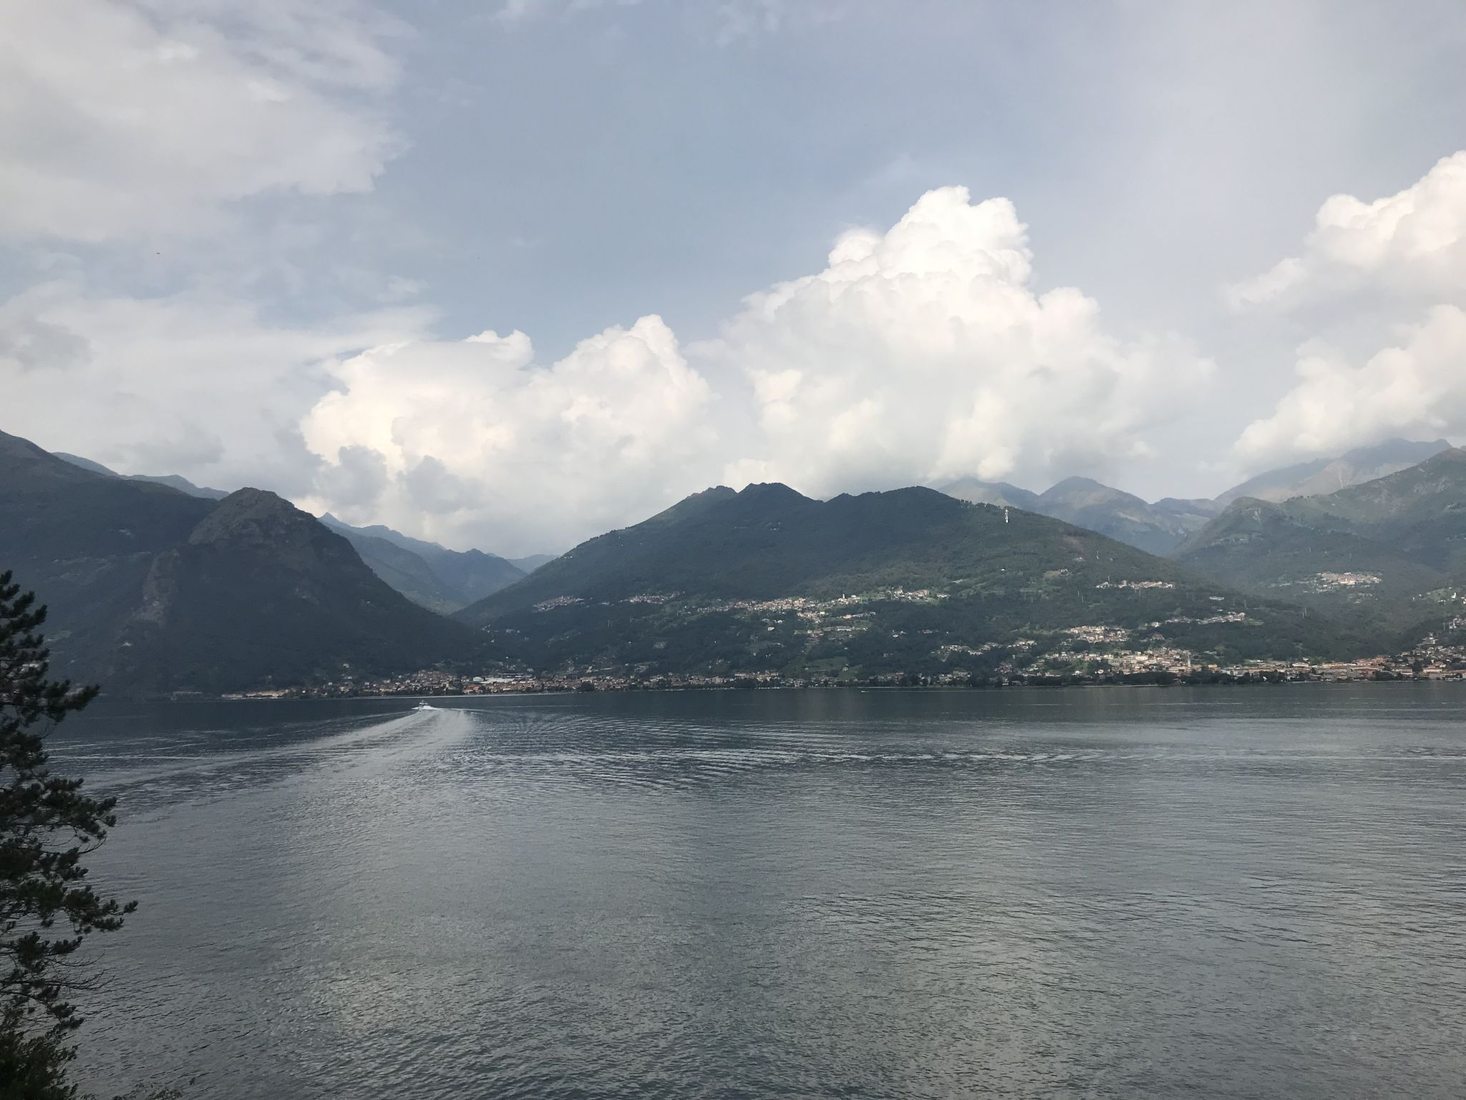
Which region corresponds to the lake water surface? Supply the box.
[52,685,1466,1098]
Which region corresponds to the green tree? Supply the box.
[1,570,135,1098]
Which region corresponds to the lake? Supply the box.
[51,685,1466,1098]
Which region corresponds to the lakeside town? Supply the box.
[221,630,1466,700]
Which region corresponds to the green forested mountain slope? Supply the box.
[1,429,478,692]
[1176,449,1466,638]
[458,483,1358,677]
[47,445,524,614]
[114,489,482,692]
[1282,448,1466,573]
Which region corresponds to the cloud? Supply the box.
[490,0,839,42]
[1235,305,1466,464]
[699,186,1213,495]
[1229,151,1466,311]
[493,0,644,25]
[0,0,400,242]
[1232,152,1466,466]
[298,316,716,553]
[0,281,429,492]
[5,186,1222,554]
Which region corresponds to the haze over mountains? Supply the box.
[317,516,527,615]
[936,438,1453,555]
[6,425,1465,692]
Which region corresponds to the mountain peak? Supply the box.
[188,488,327,549]
[937,477,1040,510]
[1040,476,1143,504]
[735,482,811,505]
[1424,445,1466,467]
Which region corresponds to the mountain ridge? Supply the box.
[936,437,1454,555]
[1175,448,1466,640]
[1,429,479,692]
[45,446,529,613]
[319,514,526,613]
[458,481,1359,678]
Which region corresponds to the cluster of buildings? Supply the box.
[227,641,1466,701]
[219,591,1466,699]
[998,639,1466,685]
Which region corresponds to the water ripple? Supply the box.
[50,685,1466,1099]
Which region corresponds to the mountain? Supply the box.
[1217,438,1452,505]
[938,475,1218,555]
[1173,497,1449,634]
[1151,496,1225,530]
[119,490,483,691]
[1,429,479,692]
[52,451,231,499]
[51,452,117,477]
[509,554,557,574]
[935,439,1451,557]
[1177,448,1466,637]
[46,447,523,613]
[1031,477,1218,557]
[1280,447,1466,573]
[132,473,231,500]
[935,477,1040,511]
[320,515,525,614]
[457,483,1357,678]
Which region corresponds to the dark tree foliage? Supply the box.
[1,570,135,1096]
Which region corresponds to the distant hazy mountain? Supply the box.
[456,482,1355,677]
[936,438,1451,557]
[1177,448,1466,638]
[2,429,479,692]
[1216,438,1452,505]
[508,554,557,574]
[320,515,524,614]
[1032,477,1217,557]
[938,475,1218,555]
[53,451,231,499]
[934,477,1039,511]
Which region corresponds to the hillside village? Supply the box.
[246,627,1466,700]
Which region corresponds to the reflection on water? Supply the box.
[52,685,1466,1098]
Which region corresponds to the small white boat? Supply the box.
[412,702,438,712]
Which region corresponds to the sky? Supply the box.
[3,0,1466,555]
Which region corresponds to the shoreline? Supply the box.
[189,667,1466,702]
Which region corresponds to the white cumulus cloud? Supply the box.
[1229,151,1466,311]
[700,186,1213,496]
[1233,152,1466,465]
[0,0,400,242]
[298,316,717,554]
[6,186,1228,555]
[0,281,428,492]
[1235,305,1466,465]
